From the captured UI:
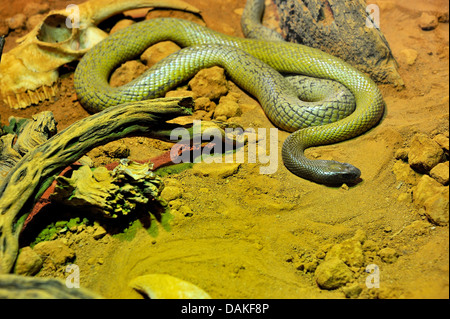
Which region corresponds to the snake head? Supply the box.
[322,160,362,185]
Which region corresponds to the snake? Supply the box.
[74,0,385,185]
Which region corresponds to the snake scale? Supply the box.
[74,1,385,185]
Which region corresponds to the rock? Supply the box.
[438,12,449,23]
[33,239,75,267]
[413,175,449,225]
[179,205,194,217]
[141,41,181,67]
[418,12,439,30]
[413,175,446,206]
[189,66,229,100]
[403,220,432,236]
[93,226,107,240]
[314,258,353,290]
[325,238,365,268]
[102,142,130,158]
[7,13,27,30]
[110,19,135,34]
[192,163,240,179]
[23,2,49,17]
[408,134,444,173]
[392,160,422,185]
[110,60,148,87]
[194,97,215,112]
[377,247,398,264]
[214,94,242,119]
[14,247,43,276]
[161,186,183,202]
[343,283,363,298]
[430,162,449,185]
[433,134,449,152]
[423,187,449,226]
[394,147,409,161]
[26,14,45,31]
[399,48,418,66]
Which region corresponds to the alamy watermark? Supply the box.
[65,264,80,288]
[366,4,380,29]
[65,4,80,29]
[365,263,380,288]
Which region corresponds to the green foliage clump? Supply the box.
[31,217,91,247]
[155,162,193,177]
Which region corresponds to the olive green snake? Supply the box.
[74,1,385,184]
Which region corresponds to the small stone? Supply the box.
[214,94,242,119]
[141,41,181,67]
[194,97,214,112]
[7,13,26,30]
[110,60,148,87]
[234,8,244,16]
[14,247,43,276]
[383,226,392,233]
[179,205,194,217]
[392,160,421,185]
[161,186,183,202]
[189,66,229,100]
[413,175,446,206]
[33,239,75,266]
[399,49,418,66]
[433,134,449,152]
[326,238,365,268]
[394,147,409,161]
[403,220,431,236]
[430,162,449,185]
[408,134,444,173]
[314,258,353,290]
[26,14,45,30]
[423,187,449,226]
[103,142,130,158]
[110,19,135,34]
[397,192,412,203]
[93,226,107,240]
[418,12,439,30]
[377,247,398,264]
[303,261,318,273]
[192,163,240,179]
[343,283,363,298]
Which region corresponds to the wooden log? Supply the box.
[0,97,193,274]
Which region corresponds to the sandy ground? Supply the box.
[0,0,448,299]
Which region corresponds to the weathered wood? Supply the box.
[270,0,403,86]
[0,97,193,274]
[0,36,4,62]
[0,274,101,298]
